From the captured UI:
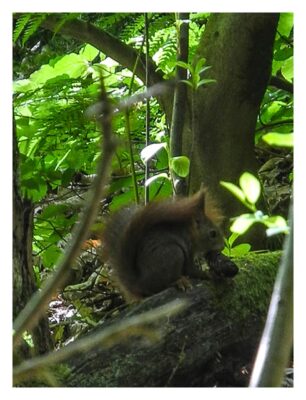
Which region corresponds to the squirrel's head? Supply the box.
[192,189,224,254]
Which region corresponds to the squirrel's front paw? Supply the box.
[175,275,193,291]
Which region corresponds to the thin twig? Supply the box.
[249,204,293,387]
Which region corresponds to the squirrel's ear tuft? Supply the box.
[195,188,206,211]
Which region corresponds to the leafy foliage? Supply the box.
[13,12,293,279]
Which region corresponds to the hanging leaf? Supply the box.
[140,143,167,163]
[145,173,169,187]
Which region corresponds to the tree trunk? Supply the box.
[13,119,52,356]
[188,13,279,217]
[61,252,280,387]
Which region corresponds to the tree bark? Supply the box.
[13,118,52,356]
[61,252,280,387]
[188,13,279,217]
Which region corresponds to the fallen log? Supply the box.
[63,252,281,387]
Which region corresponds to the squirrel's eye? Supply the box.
[209,229,217,239]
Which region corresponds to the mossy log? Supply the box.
[63,252,281,387]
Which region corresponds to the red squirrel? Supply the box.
[102,189,238,301]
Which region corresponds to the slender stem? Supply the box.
[145,13,150,204]
[249,204,293,387]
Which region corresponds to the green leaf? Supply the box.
[230,214,256,234]
[169,156,190,177]
[262,132,293,147]
[176,61,190,70]
[41,204,68,219]
[281,57,293,82]
[140,143,167,163]
[13,79,38,93]
[13,14,32,43]
[239,172,261,205]
[228,232,240,247]
[109,190,138,212]
[54,53,88,79]
[262,215,288,229]
[181,79,194,88]
[278,13,293,37]
[220,181,246,203]
[198,66,212,75]
[30,64,57,84]
[229,243,251,257]
[194,58,206,74]
[42,246,62,269]
[80,44,100,62]
[197,78,216,87]
[145,173,169,187]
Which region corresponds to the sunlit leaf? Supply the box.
[140,143,167,163]
[145,173,169,187]
[220,181,246,203]
[263,132,293,148]
[80,44,100,62]
[230,214,256,234]
[169,156,190,178]
[239,172,261,204]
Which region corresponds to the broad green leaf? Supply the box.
[239,172,261,205]
[109,190,139,212]
[80,44,100,62]
[262,132,293,148]
[220,181,246,203]
[222,247,231,257]
[278,13,293,38]
[30,64,57,84]
[42,246,62,269]
[140,143,167,163]
[13,79,38,93]
[41,204,68,219]
[169,156,190,177]
[145,173,169,187]
[54,53,88,79]
[229,243,251,257]
[230,214,256,234]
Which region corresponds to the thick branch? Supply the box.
[42,15,163,87]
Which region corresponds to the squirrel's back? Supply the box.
[102,190,224,300]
